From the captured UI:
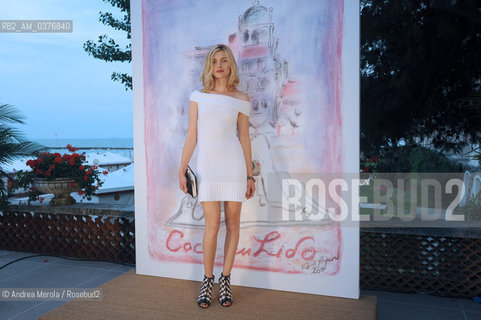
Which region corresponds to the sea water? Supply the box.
[32,138,134,161]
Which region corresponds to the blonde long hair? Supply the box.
[201,44,239,92]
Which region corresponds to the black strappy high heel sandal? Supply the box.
[197,274,215,309]
[218,272,233,307]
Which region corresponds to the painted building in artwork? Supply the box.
[230,0,287,130]
[184,0,301,135]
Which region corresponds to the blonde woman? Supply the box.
[179,44,255,308]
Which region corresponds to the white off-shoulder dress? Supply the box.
[189,90,251,203]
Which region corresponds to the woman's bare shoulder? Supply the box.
[234,90,250,102]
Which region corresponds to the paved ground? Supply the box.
[0,250,480,320]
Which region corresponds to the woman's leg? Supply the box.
[219,201,242,307]
[201,201,221,278]
[197,201,221,308]
[222,201,242,276]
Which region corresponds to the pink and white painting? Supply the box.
[132,0,360,298]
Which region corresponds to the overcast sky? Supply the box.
[0,0,132,140]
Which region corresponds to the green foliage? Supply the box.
[457,193,481,221]
[361,0,481,155]
[0,103,44,210]
[373,145,464,173]
[407,146,464,172]
[466,149,481,166]
[83,0,131,90]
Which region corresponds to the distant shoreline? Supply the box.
[32,138,133,149]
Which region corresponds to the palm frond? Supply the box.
[0,102,47,210]
[0,128,45,165]
[0,103,26,125]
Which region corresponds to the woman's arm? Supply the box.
[179,101,198,193]
[238,112,256,199]
[238,113,253,176]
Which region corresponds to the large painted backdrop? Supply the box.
[132,0,360,298]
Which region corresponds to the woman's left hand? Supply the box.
[246,179,256,199]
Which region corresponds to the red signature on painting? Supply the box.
[166,229,320,261]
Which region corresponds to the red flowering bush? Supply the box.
[360,155,378,173]
[9,144,108,204]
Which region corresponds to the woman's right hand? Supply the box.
[179,172,188,194]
